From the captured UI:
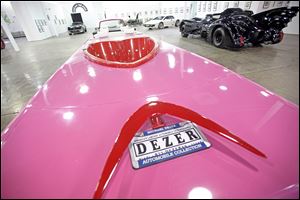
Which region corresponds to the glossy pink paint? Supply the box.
[1,33,299,199]
[93,100,267,199]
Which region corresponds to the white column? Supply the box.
[184,1,187,19]
[191,1,197,18]
[1,16,20,51]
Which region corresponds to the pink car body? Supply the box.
[1,29,299,199]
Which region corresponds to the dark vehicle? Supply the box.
[179,7,299,49]
[68,22,87,35]
[126,13,143,26]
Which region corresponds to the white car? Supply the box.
[92,19,138,38]
[143,16,180,29]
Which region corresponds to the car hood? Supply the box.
[1,38,299,198]
[145,20,162,25]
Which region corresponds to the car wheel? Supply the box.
[200,31,207,38]
[180,25,188,37]
[181,32,188,38]
[175,20,180,27]
[69,33,72,36]
[158,22,164,29]
[85,28,87,32]
[212,27,232,48]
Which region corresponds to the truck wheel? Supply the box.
[158,22,164,29]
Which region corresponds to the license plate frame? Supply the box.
[128,121,211,169]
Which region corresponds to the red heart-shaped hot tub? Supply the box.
[83,36,159,68]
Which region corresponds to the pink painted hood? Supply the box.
[1,35,299,198]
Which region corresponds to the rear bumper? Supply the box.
[232,30,284,48]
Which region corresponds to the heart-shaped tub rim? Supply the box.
[83,36,160,68]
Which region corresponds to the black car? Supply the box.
[179,7,299,49]
[126,13,143,26]
[68,22,87,35]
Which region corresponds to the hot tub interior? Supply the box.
[84,37,159,68]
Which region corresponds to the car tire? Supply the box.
[175,20,180,27]
[212,27,232,48]
[181,32,188,38]
[200,31,207,38]
[158,22,164,29]
[85,28,87,32]
[180,24,188,37]
[69,33,72,36]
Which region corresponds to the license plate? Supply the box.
[128,121,211,169]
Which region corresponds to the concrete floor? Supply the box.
[1,27,299,131]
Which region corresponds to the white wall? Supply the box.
[283,1,299,34]
[41,1,68,35]
[1,1,23,33]
[103,1,161,21]
[8,1,70,41]
[57,1,105,29]
[10,1,52,41]
[160,1,190,19]
[55,1,193,27]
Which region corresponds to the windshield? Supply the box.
[72,22,82,25]
[99,19,125,29]
[153,16,164,20]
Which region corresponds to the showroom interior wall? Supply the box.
[1,1,24,35]
[10,1,52,41]
[42,1,68,37]
[102,1,161,22]
[195,1,291,18]
[160,1,190,19]
[57,1,189,26]
[57,1,298,34]
[57,1,105,29]
[4,0,192,40]
[2,1,299,42]
[283,1,299,34]
[3,1,68,41]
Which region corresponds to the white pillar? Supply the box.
[191,1,197,18]
[1,16,20,51]
[184,1,187,19]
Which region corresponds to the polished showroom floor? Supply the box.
[1,27,299,131]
